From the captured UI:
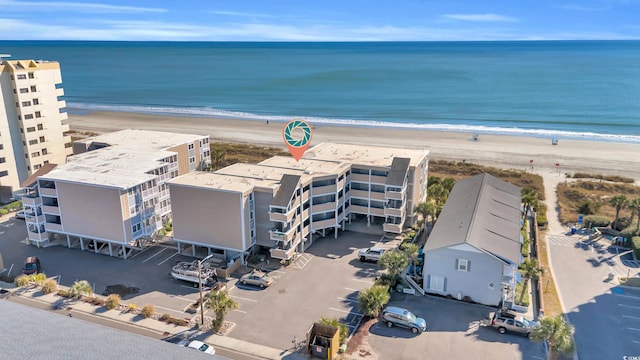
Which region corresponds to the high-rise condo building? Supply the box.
[0,56,72,201]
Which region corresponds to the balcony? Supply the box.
[384,207,404,218]
[58,100,66,108]
[56,88,64,97]
[45,222,63,232]
[349,189,369,198]
[383,223,403,233]
[270,246,296,260]
[385,190,403,200]
[269,209,294,223]
[61,123,70,133]
[28,230,49,242]
[350,173,369,182]
[370,175,387,184]
[370,191,386,201]
[21,196,42,207]
[25,214,45,223]
[39,187,57,197]
[312,218,336,230]
[312,202,336,213]
[269,227,296,242]
[370,207,385,216]
[313,184,335,196]
[349,205,368,214]
[337,178,345,189]
[42,205,60,215]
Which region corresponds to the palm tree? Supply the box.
[210,147,226,171]
[441,177,456,194]
[358,285,390,317]
[205,289,238,332]
[68,280,92,299]
[378,250,409,285]
[530,315,575,360]
[629,197,640,232]
[518,259,544,305]
[414,201,436,225]
[609,194,629,230]
[319,316,348,345]
[427,183,447,216]
[521,188,538,222]
[401,243,419,276]
[427,176,441,189]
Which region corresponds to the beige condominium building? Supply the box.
[0,56,72,202]
[168,142,428,263]
[19,129,211,258]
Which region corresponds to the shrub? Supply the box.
[30,273,47,286]
[159,313,171,321]
[141,304,155,318]
[0,208,8,215]
[41,279,58,294]
[621,228,640,244]
[57,289,71,298]
[583,215,610,228]
[105,294,121,310]
[247,254,261,265]
[633,237,640,260]
[164,222,172,231]
[613,217,633,231]
[15,274,30,287]
[575,200,601,215]
[127,303,138,313]
[462,295,473,303]
[158,228,167,236]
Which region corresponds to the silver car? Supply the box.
[491,311,538,338]
[239,270,274,288]
[380,306,427,334]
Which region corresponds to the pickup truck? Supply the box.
[358,247,385,262]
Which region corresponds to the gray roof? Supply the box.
[386,157,410,187]
[0,300,222,360]
[424,173,522,265]
[271,174,301,207]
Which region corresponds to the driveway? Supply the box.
[368,293,546,360]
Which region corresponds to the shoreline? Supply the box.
[67,110,640,180]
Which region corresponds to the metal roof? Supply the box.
[386,157,410,187]
[424,173,522,265]
[271,174,301,207]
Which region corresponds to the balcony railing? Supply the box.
[21,196,42,207]
[384,207,404,218]
[385,190,403,200]
[383,223,403,233]
[269,209,294,223]
[349,205,369,214]
[350,173,369,182]
[25,214,45,223]
[39,187,57,197]
[349,189,368,198]
[370,207,384,216]
[311,202,336,213]
[370,191,386,201]
[269,227,296,242]
[312,184,335,196]
[370,175,387,184]
[312,218,336,230]
[270,246,296,260]
[41,205,60,215]
[28,230,49,242]
[56,88,64,96]
[45,222,63,232]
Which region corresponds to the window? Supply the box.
[0,144,3,150]
[488,282,495,290]
[0,157,5,163]
[0,170,7,177]
[30,85,37,92]
[188,143,194,150]
[44,160,49,164]
[27,127,35,133]
[29,140,38,145]
[428,275,446,292]
[19,88,29,94]
[39,136,45,142]
[33,99,39,105]
[457,259,470,272]
[28,72,34,79]
[34,164,41,170]
[37,124,43,130]
[17,74,26,80]
[31,152,40,157]
[24,114,34,120]
[189,156,195,164]
[35,111,41,118]
[42,148,48,155]
[22,101,31,107]
[132,223,141,233]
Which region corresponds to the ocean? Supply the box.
[2,40,640,142]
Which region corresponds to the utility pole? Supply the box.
[198,254,215,326]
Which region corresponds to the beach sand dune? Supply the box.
[68,111,640,181]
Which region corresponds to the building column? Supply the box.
[334,227,338,239]
[67,235,71,248]
[191,244,196,257]
[367,215,371,227]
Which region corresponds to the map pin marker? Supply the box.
[283,119,312,161]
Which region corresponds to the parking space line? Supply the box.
[129,246,155,259]
[328,307,363,316]
[233,309,248,313]
[337,297,358,304]
[624,315,640,320]
[158,252,179,265]
[171,295,195,302]
[628,327,640,331]
[270,270,286,274]
[180,285,197,290]
[154,304,181,313]
[142,247,168,263]
[229,295,258,303]
[615,293,640,300]
[634,340,640,344]
[344,287,360,292]
[344,324,358,329]
[351,278,374,284]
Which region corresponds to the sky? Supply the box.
[1,0,639,41]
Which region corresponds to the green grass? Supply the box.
[514,272,530,307]
[620,277,640,287]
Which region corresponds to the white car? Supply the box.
[186,340,216,355]
[358,247,385,262]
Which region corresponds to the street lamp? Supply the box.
[198,254,215,326]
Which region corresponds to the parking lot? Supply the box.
[368,294,546,360]
[1,217,546,358]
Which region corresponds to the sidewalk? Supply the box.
[0,281,306,360]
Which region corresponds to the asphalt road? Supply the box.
[548,231,640,359]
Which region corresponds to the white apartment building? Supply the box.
[20,129,210,258]
[0,56,72,202]
[168,143,428,263]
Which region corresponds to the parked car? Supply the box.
[380,306,427,334]
[358,247,385,262]
[14,211,26,220]
[240,269,274,288]
[23,256,41,275]
[185,340,215,355]
[490,311,538,338]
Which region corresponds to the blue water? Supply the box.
[2,40,640,142]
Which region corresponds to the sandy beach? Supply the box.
[67,111,640,180]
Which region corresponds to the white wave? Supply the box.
[67,102,640,143]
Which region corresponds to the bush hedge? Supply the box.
[105,294,121,310]
[621,227,640,243]
[141,304,155,318]
[42,279,58,294]
[15,274,30,287]
[633,237,640,260]
[583,215,610,228]
[613,217,633,231]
